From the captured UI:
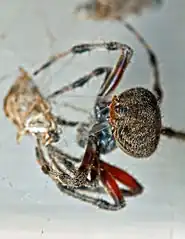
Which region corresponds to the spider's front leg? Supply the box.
[33,41,133,76]
[34,41,133,115]
[91,39,133,125]
[47,67,112,101]
[33,42,133,139]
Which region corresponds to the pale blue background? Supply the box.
[0,0,185,238]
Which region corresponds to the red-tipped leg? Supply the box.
[100,167,124,204]
[100,160,143,196]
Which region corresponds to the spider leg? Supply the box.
[46,68,112,128]
[84,141,127,209]
[47,141,135,197]
[35,139,55,175]
[97,43,133,98]
[56,117,80,127]
[34,43,133,135]
[44,43,132,114]
[46,144,103,191]
[161,126,185,141]
[36,139,89,186]
[70,133,128,210]
[33,42,132,76]
[91,150,125,208]
[77,184,133,196]
[55,181,125,211]
[36,139,126,211]
[90,43,133,133]
[55,132,102,188]
[99,166,126,209]
[123,21,163,104]
[89,147,143,207]
[47,143,81,165]
[59,102,90,115]
[47,144,96,188]
[59,148,126,210]
[100,160,143,196]
[84,155,143,209]
[70,135,97,188]
[46,67,112,100]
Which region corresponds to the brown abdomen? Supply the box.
[113,87,161,158]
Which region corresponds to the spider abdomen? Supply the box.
[110,87,162,158]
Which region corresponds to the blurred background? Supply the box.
[0,0,185,238]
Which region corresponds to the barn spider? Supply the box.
[32,22,185,210]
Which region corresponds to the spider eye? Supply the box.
[114,104,128,115]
